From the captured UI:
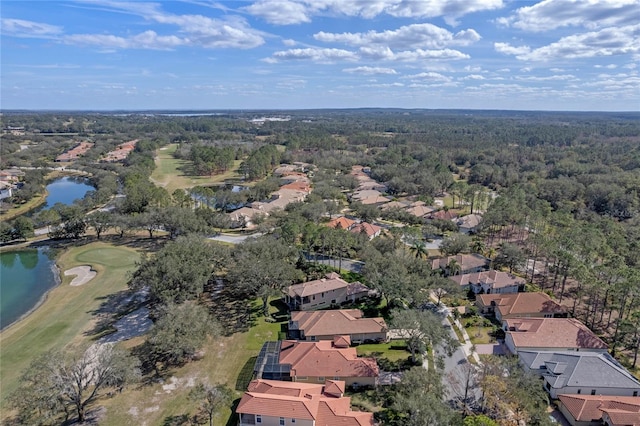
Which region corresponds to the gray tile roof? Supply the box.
[519,351,640,390]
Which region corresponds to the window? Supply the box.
[321,292,325,297]
[292,420,296,424]
[634,391,638,397]
[577,389,581,394]
[331,299,336,304]
[257,415,262,423]
[310,336,316,341]
[279,417,285,426]
[318,376,325,382]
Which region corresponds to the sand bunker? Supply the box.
[64,265,97,286]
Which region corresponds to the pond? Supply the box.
[0,248,58,330]
[43,176,95,209]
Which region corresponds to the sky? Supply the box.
[1,0,639,111]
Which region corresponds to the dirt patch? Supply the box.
[65,265,97,286]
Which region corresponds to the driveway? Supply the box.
[208,232,262,244]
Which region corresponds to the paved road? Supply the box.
[302,252,364,273]
[208,232,262,244]
[436,314,482,408]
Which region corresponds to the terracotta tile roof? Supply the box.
[350,222,382,238]
[280,181,311,193]
[279,340,379,378]
[477,292,566,316]
[428,209,458,220]
[237,379,374,426]
[291,309,387,337]
[333,335,351,348]
[504,318,608,350]
[558,395,640,425]
[450,270,524,289]
[327,216,357,230]
[287,274,352,298]
[405,204,435,217]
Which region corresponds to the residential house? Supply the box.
[237,379,374,426]
[455,213,483,234]
[326,216,357,230]
[0,181,13,200]
[288,309,388,343]
[253,338,379,387]
[0,168,24,183]
[476,292,567,321]
[350,222,383,240]
[101,139,138,162]
[55,141,93,162]
[557,394,640,426]
[428,209,458,221]
[350,189,390,206]
[431,253,488,276]
[503,318,609,354]
[286,272,373,311]
[405,203,435,218]
[450,270,524,294]
[519,351,640,399]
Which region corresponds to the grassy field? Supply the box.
[150,143,243,193]
[100,299,283,426]
[0,242,140,408]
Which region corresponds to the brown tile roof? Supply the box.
[450,270,524,289]
[477,292,566,316]
[291,309,387,337]
[279,340,379,378]
[287,275,351,298]
[327,216,357,230]
[237,380,374,425]
[350,222,382,238]
[558,395,640,425]
[429,209,458,220]
[504,318,608,350]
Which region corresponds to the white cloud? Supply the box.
[462,74,485,80]
[314,23,480,50]
[283,39,297,46]
[594,64,618,69]
[495,24,640,61]
[343,66,397,75]
[244,0,311,25]
[402,72,452,82]
[516,74,577,81]
[494,42,531,56]
[58,1,266,49]
[500,0,639,32]
[266,48,359,63]
[1,18,62,38]
[244,0,503,26]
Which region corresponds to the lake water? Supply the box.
[0,248,58,330]
[43,176,94,209]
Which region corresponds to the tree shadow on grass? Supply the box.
[204,286,257,335]
[225,398,241,426]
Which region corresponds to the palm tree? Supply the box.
[471,237,485,255]
[410,241,428,259]
[448,259,462,276]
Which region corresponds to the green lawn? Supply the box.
[0,242,140,409]
[150,144,243,193]
[357,340,409,362]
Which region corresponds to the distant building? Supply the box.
[55,141,93,162]
[431,253,488,276]
[450,270,524,294]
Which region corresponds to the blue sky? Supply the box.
[1,0,639,111]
